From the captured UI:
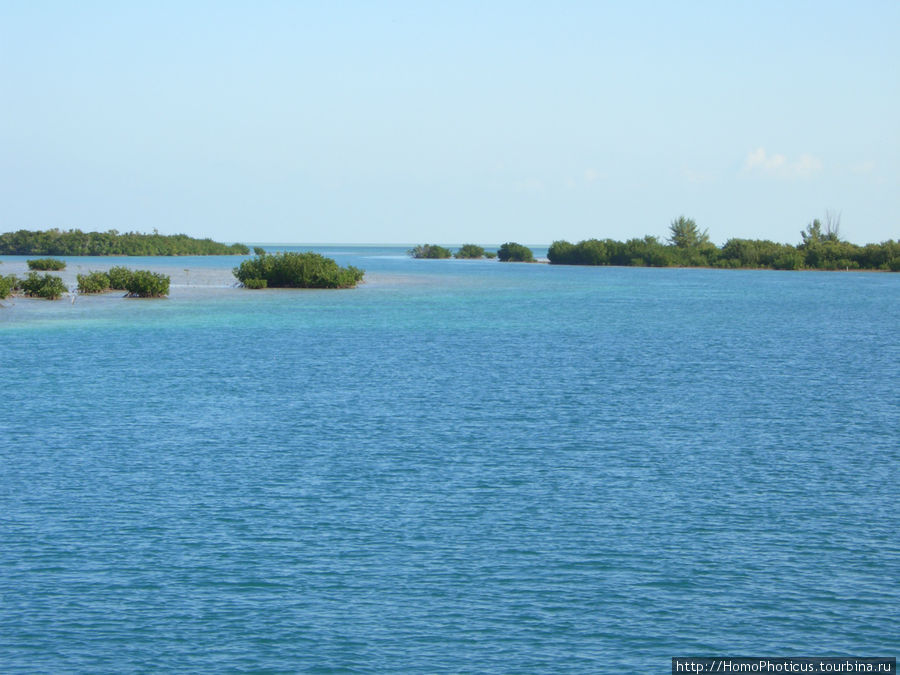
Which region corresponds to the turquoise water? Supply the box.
[2,247,898,672]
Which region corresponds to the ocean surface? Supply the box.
[1,246,898,672]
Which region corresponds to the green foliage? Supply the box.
[21,272,67,299]
[253,246,266,256]
[242,278,268,289]
[77,271,111,294]
[0,229,249,256]
[668,216,710,249]
[454,244,486,259]
[547,215,897,271]
[801,213,841,247]
[718,239,794,269]
[497,242,535,262]
[485,250,497,259]
[0,274,18,299]
[770,250,802,270]
[124,270,170,297]
[620,236,671,267]
[409,244,452,259]
[107,266,134,290]
[548,240,575,264]
[548,239,610,265]
[27,257,66,271]
[233,252,364,289]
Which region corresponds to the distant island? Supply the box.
[549,217,900,271]
[0,229,250,256]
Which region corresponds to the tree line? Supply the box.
[408,243,531,260]
[0,229,250,256]
[548,217,899,271]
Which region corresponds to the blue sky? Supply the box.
[1,1,897,245]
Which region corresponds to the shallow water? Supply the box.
[1,248,898,672]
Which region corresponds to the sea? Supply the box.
[1,246,898,672]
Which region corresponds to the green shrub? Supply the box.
[485,250,497,259]
[0,274,18,299]
[107,266,134,290]
[27,257,66,271]
[408,244,452,259]
[454,244,486,259]
[253,246,266,256]
[125,270,170,297]
[548,239,612,265]
[889,258,900,272]
[77,271,111,294]
[243,278,268,289]
[233,252,364,289]
[21,272,67,299]
[547,240,575,264]
[773,251,804,270]
[497,242,535,262]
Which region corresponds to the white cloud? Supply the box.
[743,147,822,179]
[793,154,823,177]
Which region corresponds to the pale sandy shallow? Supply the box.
[0,260,417,322]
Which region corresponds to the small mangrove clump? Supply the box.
[234,251,364,289]
[497,242,535,262]
[76,271,112,294]
[409,244,452,259]
[27,257,66,271]
[124,270,170,298]
[21,272,67,300]
[0,274,19,299]
[454,244,487,259]
[107,266,134,290]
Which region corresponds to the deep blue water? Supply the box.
[2,247,898,672]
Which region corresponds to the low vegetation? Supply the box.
[454,244,487,259]
[0,229,249,255]
[409,244,452,259]
[497,242,535,262]
[27,257,66,271]
[234,252,364,289]
[7,265,169,300]
[0,274,19,299]
[124,270,171,297]
[21,272,67,299]
[76,271,112,294]
[107,266,134,290]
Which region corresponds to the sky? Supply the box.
[1,1,898,245]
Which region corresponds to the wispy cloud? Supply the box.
[850,160,876,175]
[743,148,822,179]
